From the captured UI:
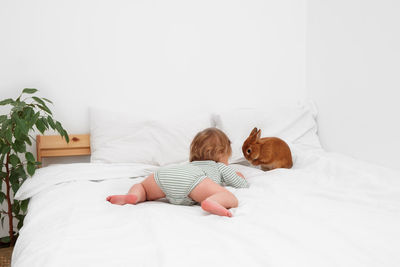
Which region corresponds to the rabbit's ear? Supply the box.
[256,129,261,140]
[250,127,258,137]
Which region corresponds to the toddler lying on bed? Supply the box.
[107,127,248,217]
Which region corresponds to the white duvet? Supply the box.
[12,148,400,267]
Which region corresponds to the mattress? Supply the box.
[12,148,400,267]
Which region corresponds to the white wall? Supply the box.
[1,0,306,134]
[306,0,400,170]
[0,0,306,236]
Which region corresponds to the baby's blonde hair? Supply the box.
[189,128,232,162]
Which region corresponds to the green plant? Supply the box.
[0,88,69,246]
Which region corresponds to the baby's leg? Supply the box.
[106,184,144,205]
[189,178,238,217]
[107,173,165,205]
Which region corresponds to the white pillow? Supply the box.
[90,108,213,166]
[213,101,322,163]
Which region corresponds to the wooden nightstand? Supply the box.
[36,134,91,166]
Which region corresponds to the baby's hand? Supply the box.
[236,171,245,179]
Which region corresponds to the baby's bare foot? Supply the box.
[106,195,137,205]
[201,199,232,217]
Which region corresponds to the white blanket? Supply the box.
[12,149,400,267]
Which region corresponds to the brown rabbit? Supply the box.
[242,127,293,171]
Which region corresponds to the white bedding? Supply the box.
[12,148,400,267]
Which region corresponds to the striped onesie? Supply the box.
[154,160,249,205]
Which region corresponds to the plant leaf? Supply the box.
[1,119,10,131]
[0,98,13,106]
[14,117,28,138]
[22,107,33,121]
[0,191,5,203]
[55,121,69,142]
[0,115,7,123]
[17,213,26,230]
[22,88,38,94]
[9,169,19,184]
[11,101,26,109]
[5,128,13,143]
[0,217,5,230]
[0,235,10,243]
[35,118,46,133]
[47,116,56,129]
[20,199,29,213]
[25,152,35,163]
[28,112,40,128]
[17,218,24,229]
[55,121,62,132]
[9,154,21,167]
[14,124,22,140]
[15,166,27,180]
[12,200,20,215]
[12,140,26,153]
[27,162,36,176]
[42,97,53,104]
[62,130,70,143]
[11,182,20,196]
[1,145,10,155]
[0,150,4,163]
[32,96,46,106]
[22,135,32,146]
[37,104,52,115]
[40,117,49,128]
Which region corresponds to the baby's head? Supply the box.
[189,127,232,163]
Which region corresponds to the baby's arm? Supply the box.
[217,163,249,188]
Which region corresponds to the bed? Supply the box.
[11,104,400,267]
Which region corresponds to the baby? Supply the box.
[106,127,248,217]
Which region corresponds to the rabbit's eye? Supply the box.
[247,149,251,154]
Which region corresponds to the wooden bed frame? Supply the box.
[36,134,91,166]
